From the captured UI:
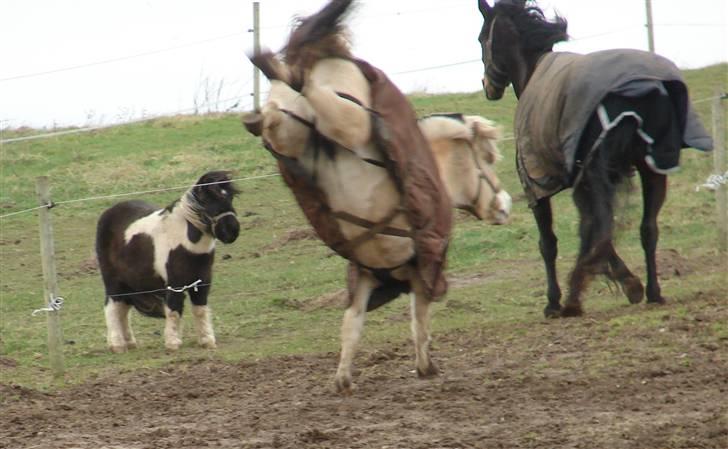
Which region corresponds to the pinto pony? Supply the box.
[243,0,510,394]
[476,0,712,317]
[96,171,240,352]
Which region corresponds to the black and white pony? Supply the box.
[476,0,712,317]
[96,171,240,352]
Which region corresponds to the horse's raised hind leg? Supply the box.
[164,291,186,351]
[410,279,438,378]
[105,298,130,353]
[533,198,562,318]
[335,269,376,395]
[638,163,668,303]
[606,244,644,304]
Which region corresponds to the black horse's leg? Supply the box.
[637,161,668,303]
[533,197,562,317]
[606,244,644,304]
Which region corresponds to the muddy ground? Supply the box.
[1,290,726,449]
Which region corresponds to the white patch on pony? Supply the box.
[124,198,215,283]
[105,300,129,353]
[164,305,183,351]
[191,305,216,349]
[496,190,513,224]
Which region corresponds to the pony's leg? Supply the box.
[189,285,216,349]
[164,291,186,351]
[105,299,130,353]
[410,279,438,377]
[637,163,668,303]
[606,244,644,304]
[335,268,376,395]
[119,303,137,349]
[533,198,562,317]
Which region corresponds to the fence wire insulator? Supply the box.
[167,279,203,293]
[696,171,728,192]
[32,295,65,316]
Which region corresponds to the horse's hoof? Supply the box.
[544,305,562,319]
[561,304,583,318]
[335,376,353,396]
[417,361,440,378]
[125,341,138,350]
[646,295,667,305]
[165,339,182,352]
[109,344,128,354]
[622,278,644,304]
[199,337,217,349]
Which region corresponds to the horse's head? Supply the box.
[419,114,511,225]
[190,171,241,244]
[477,0,568,99]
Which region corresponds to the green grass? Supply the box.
[1,64,726,390]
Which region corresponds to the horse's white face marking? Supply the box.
[124,201,215,283]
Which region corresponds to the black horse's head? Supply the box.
[477,0,568,99]
[190,171,241,244]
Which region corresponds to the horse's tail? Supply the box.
[285,0,355,68]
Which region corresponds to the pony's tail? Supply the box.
[129,293,166,318]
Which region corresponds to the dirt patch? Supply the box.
[1,292,726,449]
[263,228,318,252]
[303,288,348,311]
[656,248,695,279]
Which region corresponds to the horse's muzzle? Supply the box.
[242,112,263,136]
[482,78,504,101]
[213,214,240,244]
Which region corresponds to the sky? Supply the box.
[0,0,725,129]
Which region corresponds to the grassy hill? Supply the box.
[0,64,725,390]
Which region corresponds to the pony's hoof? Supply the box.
[335,376,353,396]
[623,278,644,304]
[109,344,128,354]
[417,361,440,378]
[165,339,182,352]
[544,305,562,319]
[561,304,583,317]
[199,337,217,349]
[125,340,138,350]
[646,295,667,305]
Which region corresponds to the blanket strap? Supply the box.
[333,207,413,254]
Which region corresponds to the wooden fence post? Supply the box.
[711,91,727,257]
[36,176,65,381]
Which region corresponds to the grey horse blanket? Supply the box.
[515,49,713,206]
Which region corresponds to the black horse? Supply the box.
[477,0,713,317]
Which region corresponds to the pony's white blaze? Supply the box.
[191,305,216,349]
[164,305,183,351]
[124,202,215,283]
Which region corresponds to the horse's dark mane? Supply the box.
[285,0,356,67]
[493,0,568,52]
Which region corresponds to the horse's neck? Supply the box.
[513,50,551,99]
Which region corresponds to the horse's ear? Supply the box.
[478,0,492,18]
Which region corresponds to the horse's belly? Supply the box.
[348,231,415,269]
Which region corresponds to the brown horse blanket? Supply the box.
[515,49,713,206]
[274,59,452,305]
